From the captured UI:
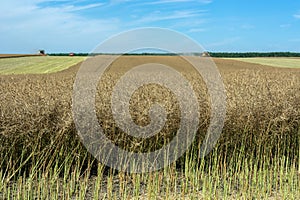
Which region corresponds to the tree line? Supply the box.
[48,52,300,57]
[208,52,300,57]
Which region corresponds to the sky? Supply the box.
[1,0,300,53]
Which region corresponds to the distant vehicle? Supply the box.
[39,50,46,55]
[201,51,210,57]
[69,52,75,56]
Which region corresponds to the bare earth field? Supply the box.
[0,56,299,199]
[0,54,41,58]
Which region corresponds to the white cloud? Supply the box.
[293,11,300,19]
[55,3,104,12]
[145,0,212,5]
[134,10,206,24]
[288,38,300,42]
[241,24,255,30]
[294,14,300,19]
[280,24,291,28]
[0,0,212,53]
[0,0,120,53]
[170,18,208,28]
[109,0,138,5]
[206,37,241,48]
[188,28,207,33]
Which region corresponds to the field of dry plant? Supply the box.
[0,56,299,199]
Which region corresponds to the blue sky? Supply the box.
[1,0,300,53]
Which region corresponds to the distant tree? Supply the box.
[208,52,300,58]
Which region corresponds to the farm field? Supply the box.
[226,57,300,68]
[0,56,299,199]
[0,56,85,74]
[0,54,42,58]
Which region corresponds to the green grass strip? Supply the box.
[225,58,300,68]
[0,56,85,74]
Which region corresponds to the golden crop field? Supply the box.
[0,56,299,199]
